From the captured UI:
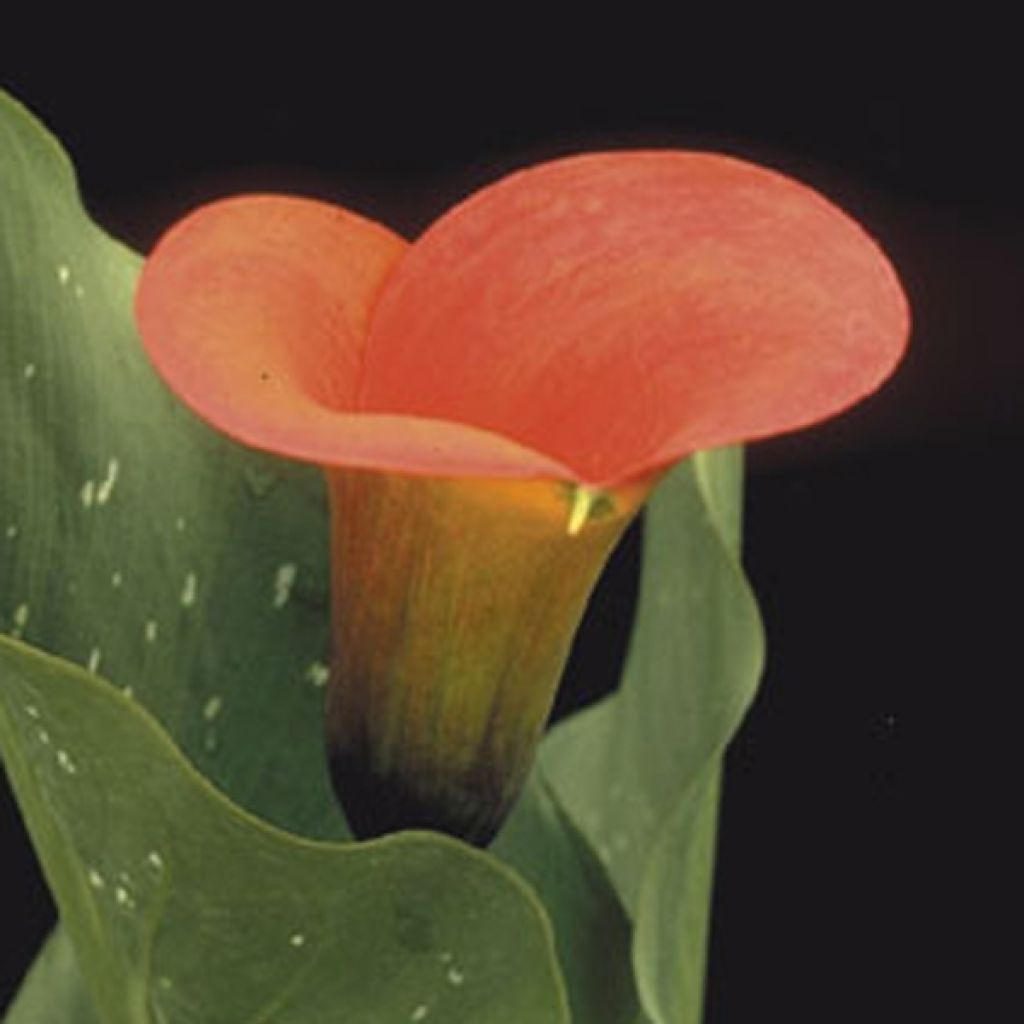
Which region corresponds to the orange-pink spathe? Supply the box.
[136,152,908,489]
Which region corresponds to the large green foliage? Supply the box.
[0,636,571,1024]
[0,89,763,1023]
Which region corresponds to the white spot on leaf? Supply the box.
[147,851,165,871]
[88,868,105,889]
[23,363,36,380]
[11,603,29,639]
[24,703,39,719]
[111,571,123,588]
[446,966,465,986]
[87,647,102,674]
[181,572,198,607]
[289,932,306,948]
[115,885,135,910]
[145,619,159,643]
[4,524,17,540]
[411,1006,429,1022]
[56,749,77,774]
[96,459,119,505]
[273,563,298,608]
[305,661,330,688]
[203,695,223,721]
[175,516,187,532]
[80,480,95,508]
[57,264,70,285]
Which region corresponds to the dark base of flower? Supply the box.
[328,749,508,848]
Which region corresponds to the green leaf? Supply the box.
[633,766,721,1024]
[0,635,571,1024]
[493,779,642,1024]
[541,449,765,1024]
[0,88,341,840]
[1,88,636,1021]
[4,929,101,1024]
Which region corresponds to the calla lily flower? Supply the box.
[136,152,908,845]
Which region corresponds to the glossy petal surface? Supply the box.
[361,152,909,483]
[138,154,908,486]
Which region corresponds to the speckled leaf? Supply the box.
[1,89,636,1022]
[0,636,570,1024]
[541,449,765,1024]
[0,89,340,841]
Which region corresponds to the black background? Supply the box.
[0,29,1014,1023]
